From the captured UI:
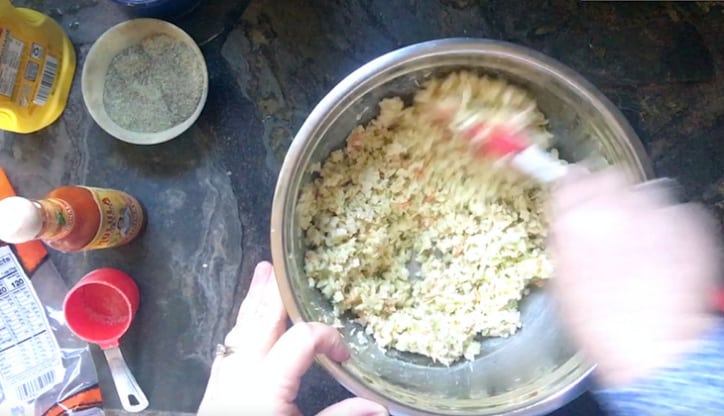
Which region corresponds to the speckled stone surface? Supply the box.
[1,0,722,414]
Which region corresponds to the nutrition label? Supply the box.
[0,246,61,402]
[0,28,25,97]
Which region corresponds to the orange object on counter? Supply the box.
[0,184,145,252]
[0,0,76,133]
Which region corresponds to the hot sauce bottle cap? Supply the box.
[0,196,43,244]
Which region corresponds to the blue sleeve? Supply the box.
[594,318,724,416]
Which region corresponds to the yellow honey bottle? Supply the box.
[0,0,76,133]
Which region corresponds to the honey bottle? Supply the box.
[0,186,145,252]
[0,0,76,133]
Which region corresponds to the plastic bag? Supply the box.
[0,169,102,416]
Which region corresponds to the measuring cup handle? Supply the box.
[104,347,149,412]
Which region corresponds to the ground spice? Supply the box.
[103,34,204,133]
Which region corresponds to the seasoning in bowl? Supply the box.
[103,34,205,133]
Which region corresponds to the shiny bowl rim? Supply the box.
[271,37,653,416]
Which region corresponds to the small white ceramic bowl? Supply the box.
[82,18,208,145]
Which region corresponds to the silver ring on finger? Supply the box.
[214,344,234,359]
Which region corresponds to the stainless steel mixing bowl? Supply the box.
[271,38,653,416]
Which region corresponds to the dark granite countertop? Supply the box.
[1,1,722,415]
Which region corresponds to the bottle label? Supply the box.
[0,27,58,107]
[0,28,24,98]
[81,187,144,250]
[38,198,75,240]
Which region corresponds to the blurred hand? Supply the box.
[548,169,721,387]
[198,262,388,416]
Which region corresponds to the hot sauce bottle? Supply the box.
[0,186,145,252]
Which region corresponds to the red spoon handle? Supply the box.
[461,123,528,158]
[714,290,724,313]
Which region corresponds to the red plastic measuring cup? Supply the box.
[63,268,149,412]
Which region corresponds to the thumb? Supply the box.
[316,398,388,416]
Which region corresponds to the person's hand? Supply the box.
[198,261,388,416]
[548,169,721,387]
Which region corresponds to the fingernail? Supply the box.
[249,262,273,291]
[331,333,351,362]
[336,346,351,363]
[368,403,389,416]
[255,261,273,279]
